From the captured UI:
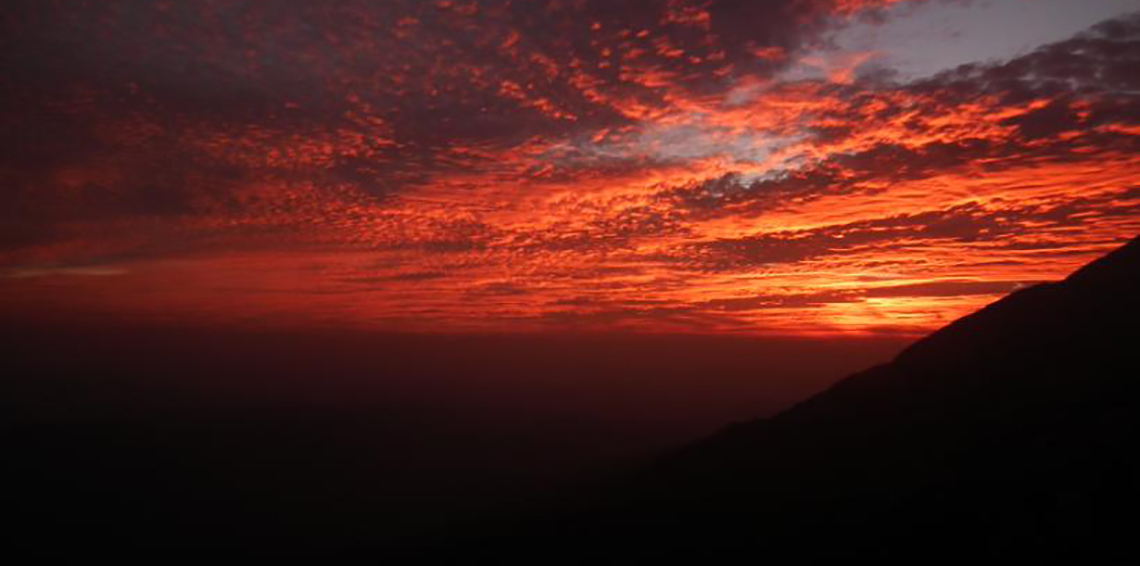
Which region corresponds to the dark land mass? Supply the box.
[3,237,1136,560]
[0,321,904,555]
[391,236,1140,563]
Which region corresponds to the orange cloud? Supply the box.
[2,2,1138,336]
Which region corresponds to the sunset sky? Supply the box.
[3,0,1139,335]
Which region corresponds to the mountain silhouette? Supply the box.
[399,237,1140,562]
[5,238,1136,559]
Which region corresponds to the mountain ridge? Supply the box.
[397,236,1140,562]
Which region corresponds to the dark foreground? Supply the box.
[2,323,903,554]
[3,238,1137,561]
[391,236,1140,563]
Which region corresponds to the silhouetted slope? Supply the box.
[407,237,1140,563]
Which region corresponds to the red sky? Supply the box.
[2,0,1139,335]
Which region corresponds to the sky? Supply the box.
[2,0,1139,336]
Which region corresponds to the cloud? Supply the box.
[2,266,129,279]
[862,279,1029,298]
[1,3,1138,334]
[660,12,1140,221]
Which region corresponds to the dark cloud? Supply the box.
[344,271,450,285]
[863,280,1029,298]
[8,2,1134,242]
[701,291,861,311]
[692,280,1028,313]
[469,281,529,297]
[0,0,858,151]
[692,186,1140,270]
[1,2,1138,335]
[0,0,899,252]
[665,12,1140,219]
